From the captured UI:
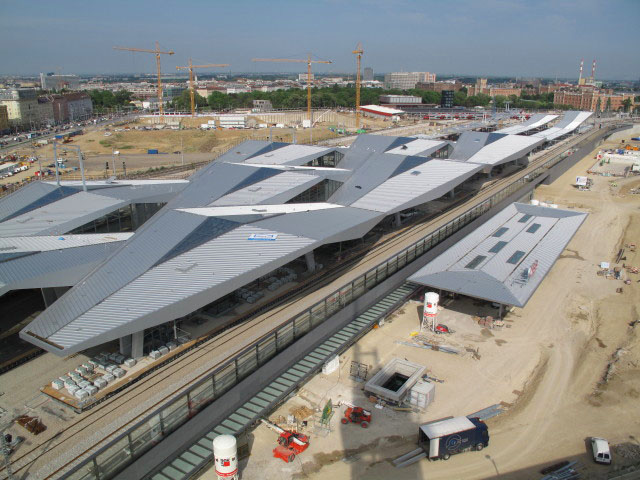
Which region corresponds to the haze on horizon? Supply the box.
[1,0,639,80]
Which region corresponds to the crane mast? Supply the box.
[352,43,363,130]
[253,54,332,120]
[114,42,174,117]
[176,59,229,116]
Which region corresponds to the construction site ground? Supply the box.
[0,123,621,479]
[203,126,640,480]
[1,112,427,186]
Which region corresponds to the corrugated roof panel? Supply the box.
[0,192,125,237]
[210,171,320,206]
[350,160,481,213]
[386,139,448,156]
[244,145,334,165]
[466,135,545,166]
[409,203,587,307]
[46,225,317,347]
[0,240,128,294]
[0,233,132,253]
[496,114,558,134]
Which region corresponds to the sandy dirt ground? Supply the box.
[209,128,640,480]
[1,112,433,185]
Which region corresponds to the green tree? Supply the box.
[622,98,632,112]
[207,91,232,110]
[493,95,508,108]
[453,90,467,106]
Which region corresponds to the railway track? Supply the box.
[3,125,611,479]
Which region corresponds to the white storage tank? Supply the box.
[212,434,238,480]
[423,292,439,316]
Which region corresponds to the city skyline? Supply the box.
[1,0,639,80]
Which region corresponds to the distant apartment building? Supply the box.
[298,73,314,83]
[467,78,521,97]
[0,105,9,132]
[538,83,570,94]
[441,90,454,108]
[40,73,81,91]
[163,85,186,100]
[49,92,93,123]
[416,81,464,92]
[252,99,273,112]
[363,67,374,81]
[379,95,422,106]
[384,72,436,90]
[553,90,635,112]
[0,88,50,128]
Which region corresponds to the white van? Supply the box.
[591,437,611,464]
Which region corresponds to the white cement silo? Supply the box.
[212,434,238,480]
[421,292,439,331]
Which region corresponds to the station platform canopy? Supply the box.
[450,131,544,167]
[532,111,593,142]
[409,202,587,308]
[496,114,559,135]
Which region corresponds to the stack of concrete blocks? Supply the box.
[51,379,64,390]
[322,355,340,375]
[149,350,162,360]
[124,358,137,368]
[166,342,178,351]
[113,367,126,379]
[94,377,108,389]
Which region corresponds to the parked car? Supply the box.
[591,437,611,465]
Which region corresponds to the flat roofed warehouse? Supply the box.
[409,202,588,308]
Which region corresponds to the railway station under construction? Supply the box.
[1,109,622,480]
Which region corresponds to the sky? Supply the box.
[1,0,639,80]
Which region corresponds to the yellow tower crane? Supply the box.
[252,54,332,120]
[352,42,364,130]
[176,59,230,116]
[113,42,174,116]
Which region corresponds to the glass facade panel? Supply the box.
[161,396,189,434]
[129,418,161,458]
[189,379,215,414]
[214,362,236,396]
[325,292,340,316]
[257,335,277,364]
[293,312,311,337]
[276,323,294,350]
[66,463,98,480]
[387,257,398,275]
[352,277,365,298]
[376,265,387,282]
[365,271,376,289]
[339,284,352,307]
[310,303,326,327]
[95,436,131,479]
[236,348,258,380]
[397,251,407,269]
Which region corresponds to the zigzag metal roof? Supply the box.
[0,179,188,237]
[496,114,558,135]
[20,134,518,355]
